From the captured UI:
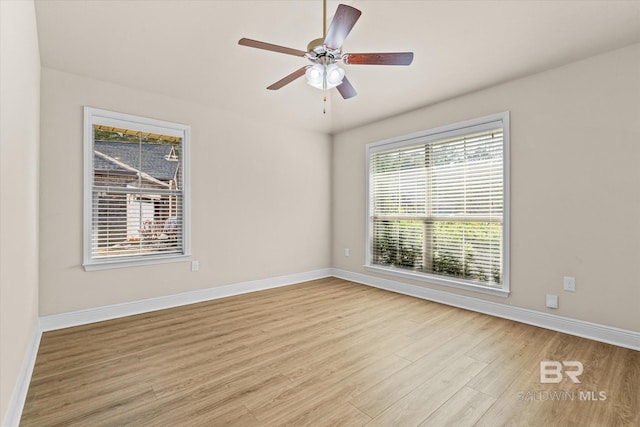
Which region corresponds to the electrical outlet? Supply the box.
[191,260,199,272]
[563,276,576,292]
[546,294,558,309]
[344,248,350,257]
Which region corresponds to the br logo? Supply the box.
[540,361,583,384]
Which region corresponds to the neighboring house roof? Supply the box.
[94,140,179,182]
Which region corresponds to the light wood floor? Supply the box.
[21,278,639,426]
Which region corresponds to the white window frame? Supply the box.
[83,107,191,271]
[365,112,510,297]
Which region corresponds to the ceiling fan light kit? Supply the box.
[238,1,414,111]
[306,63,345,90]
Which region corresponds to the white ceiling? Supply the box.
[34,0,640,134]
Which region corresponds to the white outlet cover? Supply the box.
[563,276,576,292]
[546,294,558,309]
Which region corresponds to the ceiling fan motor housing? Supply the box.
[306,37,325,53]
[306,43,342,65]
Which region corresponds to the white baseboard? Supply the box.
[331,268,640,351]
[3,323,42,427]
[40,268,332,332]
[37,267,640,347]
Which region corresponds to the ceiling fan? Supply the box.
[238,0,413,107]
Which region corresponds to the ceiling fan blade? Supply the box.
[238,38,307,57]
[336,76,357,99]
[343,52,414,65]
[323,4,362,49]
[267,67,308,90]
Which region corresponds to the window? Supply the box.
[83,107,190,270]
[366,112,509,296]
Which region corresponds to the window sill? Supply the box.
[364,264,510,298]
[84,254,191,271]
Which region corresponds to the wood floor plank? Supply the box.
[366,355,487,426]
[21,278,640,426]
[466,326,562,398]
[277,400,371,427]
[349,331,491,418]
[418,386,496,426]
[248,340,413,424]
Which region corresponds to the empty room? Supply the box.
[1,0,639,426]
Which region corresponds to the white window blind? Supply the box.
[83,107,190,270]
[367,113,509,295]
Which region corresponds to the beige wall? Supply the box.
[333,44,640,332]
[39,68,331,315]
[0,0,41,422]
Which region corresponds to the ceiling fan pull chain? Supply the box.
[323,61,327,114]
[323,80,327,114]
